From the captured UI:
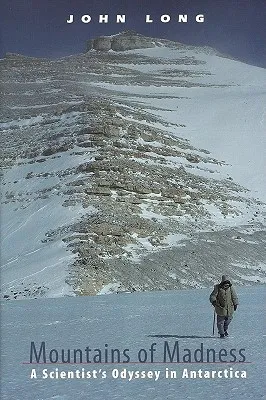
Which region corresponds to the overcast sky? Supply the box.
[1,0,265,67]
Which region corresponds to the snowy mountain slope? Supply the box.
[1,147,96,298]
[88,46,266,201]
[1,33,266,299]
[0,286,265,400]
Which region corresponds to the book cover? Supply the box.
[1,1,265,399]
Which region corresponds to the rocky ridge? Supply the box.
[86,30,220,55]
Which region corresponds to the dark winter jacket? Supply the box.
[209,275,239,317]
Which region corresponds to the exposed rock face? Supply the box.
[90,31,156,52]
[93,36,112,51]
[111,33,155,51]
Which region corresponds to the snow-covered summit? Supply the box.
[86,31,222,55]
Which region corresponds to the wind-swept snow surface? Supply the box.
[0,286,265,399]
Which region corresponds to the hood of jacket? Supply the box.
[221,275,231,284]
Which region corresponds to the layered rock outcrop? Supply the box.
[87,31,156,52]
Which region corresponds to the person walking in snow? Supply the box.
[210,275,239,338]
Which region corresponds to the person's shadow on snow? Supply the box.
[148,334,216,339]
